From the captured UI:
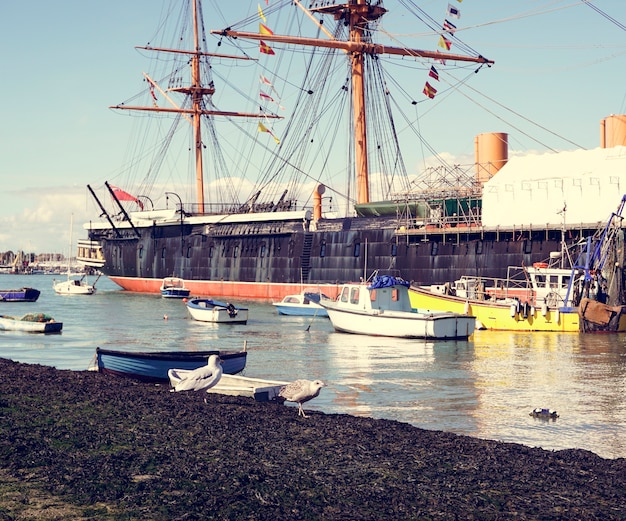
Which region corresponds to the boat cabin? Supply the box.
[337,279,414,313]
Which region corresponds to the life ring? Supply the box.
[533,262,548,269]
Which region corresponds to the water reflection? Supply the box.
[1,274,625,458]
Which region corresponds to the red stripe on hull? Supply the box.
[109,276,341,301]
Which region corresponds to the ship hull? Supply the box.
[86,214,624,301]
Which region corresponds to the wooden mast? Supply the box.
[110,0,281,213]
[212,1,494,206]
[191,0,205,212]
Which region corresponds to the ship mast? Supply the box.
[110,0,280,214]
[213,0,494,205]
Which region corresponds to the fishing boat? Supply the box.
[410,195,626,333]
[0,287,40,302]
[0,313,63,334]
[93,346,247,383]
[54,215,99,295]
[186,298,248,324]
[320,274,475,340]
[78,1,626,310]
[272,290,330,317]
[160,277,191,299]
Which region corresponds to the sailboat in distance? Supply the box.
[81,1,549,301]
[54,215,99,295]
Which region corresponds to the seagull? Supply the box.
[278,379,326,418]
[168,354,223,392]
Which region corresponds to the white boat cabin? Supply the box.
[337,280,415,313]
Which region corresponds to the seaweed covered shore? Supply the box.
[0,357,624,520]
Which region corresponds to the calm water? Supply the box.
[1,274,625,459]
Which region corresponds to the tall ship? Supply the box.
[80,1,626,307]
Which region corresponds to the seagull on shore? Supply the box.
[278,379,326,418]
[168,354,223,392]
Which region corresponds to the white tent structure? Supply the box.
[481,145,626,227]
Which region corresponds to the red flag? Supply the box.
[110,185,144,210]
[423,82,437,99]
[260,41,275,55]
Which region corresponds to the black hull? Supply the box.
[87,214,626,299]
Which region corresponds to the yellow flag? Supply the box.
[258,4,266,23]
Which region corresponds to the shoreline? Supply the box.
[1,357,624,520]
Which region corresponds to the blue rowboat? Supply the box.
[0,287,41,302]
[94,346,247,383]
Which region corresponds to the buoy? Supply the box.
[522,302,529,319]
[555,309,560,323]
[510,303,517,318]
[164,314,168,320]
[182,298,188,303]
[541,302,548,316]
[464,300,470,315]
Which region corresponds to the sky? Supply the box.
[0,0,625,255]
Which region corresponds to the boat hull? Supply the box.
[170,372,289,402]
[0,288,41,302]
[94,348,247,383]
[323,306,475,339]
[409,287,626,333]
[0,315,63,334]
[410,286,582,332]
[161,289,191,298]
[186,299,248,324]
[87,217,622,302]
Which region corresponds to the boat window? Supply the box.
[392,288,399,301]
[139,247,143,259]
[260,244,266,258]
[340,287,350,303]
[535,274,546,287]
[350,288,360,304]
[233,245,239,259]
[370,289,377,301]
[548,275,558,289]
[562,276,571,289]
[320,241,326,258]
[186,246,192,258]
[209,245,214,259]
[354,243,361,258]
[161,247,166,259]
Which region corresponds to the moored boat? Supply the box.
[272,290,330,317]
[160,277,191,299]
[186,298,248,324]
[320,274,475,340]
[0,287,40,302]
[0,313,63,334]
[410,195,626,333]
[93,346,247,383]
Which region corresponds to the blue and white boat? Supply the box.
[320,274,476,340]
[160,277,191,299]
[272,290,330,317]
[93,346,247,383]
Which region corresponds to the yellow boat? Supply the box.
[410,263,626,333]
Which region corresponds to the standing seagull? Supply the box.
[279,379,326,418]
[168,354,223,392]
